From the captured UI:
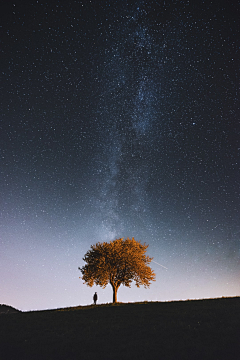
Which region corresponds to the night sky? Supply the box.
[1,1,240,311]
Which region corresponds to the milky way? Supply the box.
[1,1,240,310]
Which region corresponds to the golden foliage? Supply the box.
[78,238,156,296]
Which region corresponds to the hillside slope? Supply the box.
[0,297,239,360]
[0,304,20,314]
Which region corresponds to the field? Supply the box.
[0,297,239,360]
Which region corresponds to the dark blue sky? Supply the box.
[1,0,240,310]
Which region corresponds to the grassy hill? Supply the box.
[0,297,239,360]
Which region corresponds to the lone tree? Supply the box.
[78,237,156,303]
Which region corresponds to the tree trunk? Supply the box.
[112,286,118,303]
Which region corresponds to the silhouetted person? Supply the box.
[93,292,98,305]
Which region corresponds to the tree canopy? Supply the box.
[78,237,156,303]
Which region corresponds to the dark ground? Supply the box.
[0,297,239,360]
[0,305,20,314]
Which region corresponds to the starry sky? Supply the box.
[1,0,240,311]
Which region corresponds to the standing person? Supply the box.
[93,292,98,305]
